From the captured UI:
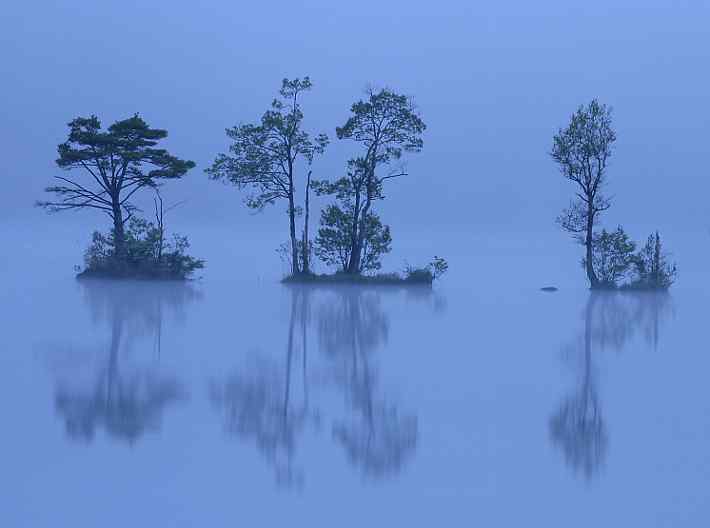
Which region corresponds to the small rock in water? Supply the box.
[540,286,558,292]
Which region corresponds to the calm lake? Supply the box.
[2,235,709,527]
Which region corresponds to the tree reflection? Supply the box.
[210,288,313,489]
[54,280,197,444]
[318,287,418,479]
[550,291,671,479]
[212,285,425,487]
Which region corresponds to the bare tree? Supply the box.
[551,100,616,288]
[153,189,186,262]
[207,77,328,275]
[37,115,195,260]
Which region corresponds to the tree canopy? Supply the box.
[207,77,328,275]
[38,114,195,258]
[552,100,616,287]
[318,88,425,274]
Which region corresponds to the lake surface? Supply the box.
[2,247,710,526]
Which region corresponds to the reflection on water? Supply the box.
[550,291,672,479]
[53,280,199,444]
[318,288,418,478]
[211,285,430,488]
[210,289,315,488]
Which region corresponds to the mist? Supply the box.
[2,1,710,526]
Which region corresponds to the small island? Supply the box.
[38,115,204,281]
[282,256,448,287]
[206,79,448,286]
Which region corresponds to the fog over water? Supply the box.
[2,0,710,526]
[3,243,710,526]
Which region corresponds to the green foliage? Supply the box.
[551,100,616,191]
[205,77,327,209]
[582,227,677,290]
[39,114,195,217]
[322,88,426,274]
[403,256,449,285]
[83,217,204,279]
[207,77,327,275]
[336,88,426,162]
[584,227,636,288]
[628,232,677,290]
[552,99,616,287]
[315,204,391,273]
[428,256,449,280]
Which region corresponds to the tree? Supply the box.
[313,170,392,272]
[632,232,677,289]
[552,100,616,288]
[334,88,426,274]
[38,115,195,260]
[206,77,328,275]
[83,216,204,279]
[586,226,636,288]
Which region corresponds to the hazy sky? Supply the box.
[2,0,709,260]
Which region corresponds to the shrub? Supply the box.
[584,226,636,288]
[627,231,677,290]
[315,205,392,273]
[403,256,449,284]
[82,217,204,279]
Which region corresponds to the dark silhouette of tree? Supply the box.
[632,232,678,289]
[38,115,195,260]
[313,170,392,272]
[587,226,636,288]
[324,88,425,274]
[552,100,616,288]
[54,280,196,444]
[207,77,328,275]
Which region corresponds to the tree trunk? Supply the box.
[346,186,362,274]
[347,165,375,275]
[349,193,372,275]
[112,199,126,262]
[585,204,599,288]
[288,193,299,276]
[302,170,311,274]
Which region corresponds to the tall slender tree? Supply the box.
[334,88,426,274]
[551,99,616,288]
[38,115,195,260]
[207,77,328,275]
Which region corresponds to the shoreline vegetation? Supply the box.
[283,256,449,286]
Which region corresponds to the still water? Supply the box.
[2,264,709,526]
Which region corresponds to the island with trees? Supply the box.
[207,78,448,286]
[38,114,204,280]
[552,99,676,290]
[37,84,683,292]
